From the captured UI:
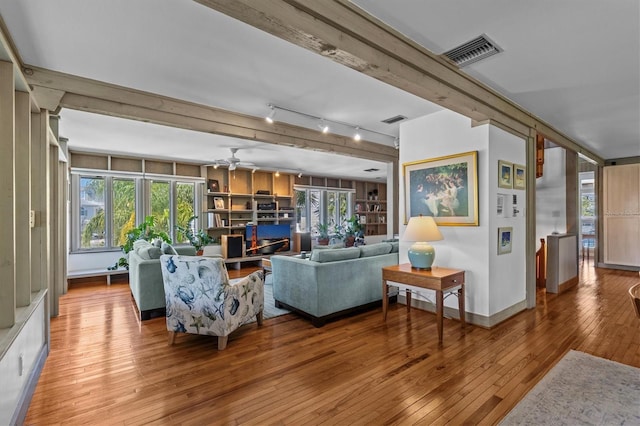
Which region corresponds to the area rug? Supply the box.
[232,274,290,320]
[500,350,640,425]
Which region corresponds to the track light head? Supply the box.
[393,137,399,150]
[275,170,280,177]
[213,164,219,169]
[353,127,361,141]
[298,172,303,178]
[265,104,276,124]
[318,119,329,134]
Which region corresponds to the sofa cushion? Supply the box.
[359,242,392,258]
[388,242,399,253]
[136,245,162,260]
[161,242,178,255]
[310,247,360,263]
[313,242,345,250]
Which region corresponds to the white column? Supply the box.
[31,110,50,294]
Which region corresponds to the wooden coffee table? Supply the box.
[382,263,465,344]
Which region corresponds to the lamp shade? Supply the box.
[402,216,443,270]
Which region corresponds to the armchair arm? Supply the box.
[224,270,265,320]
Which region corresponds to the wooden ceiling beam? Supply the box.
[196,0,603,164]
[25,66,397,163]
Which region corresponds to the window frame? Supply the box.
[294,185,354,235]
[70,169,204,253]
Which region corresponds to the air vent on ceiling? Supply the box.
[443,34,502,67]
[364,168,380,172]
[381,115,407,125]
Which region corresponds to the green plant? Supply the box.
[344,215,363,237]
[315,222,331,240]
[175,215,215,252]
[107,215,171,270]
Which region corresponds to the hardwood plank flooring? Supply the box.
[25,264,640,425]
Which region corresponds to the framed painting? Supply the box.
[498,160,513,189]
[403,151,478,226]
[498,227,513,255]
[513,164,526,190]
[208,179,220,193]
[213,197,225,210]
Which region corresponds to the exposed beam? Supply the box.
[24,66,398,164]
[195,0,603,165]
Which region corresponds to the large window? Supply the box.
[79,176,105,249]
[295,186,353,235]
[112,178,136,247]
[71,172,203,252]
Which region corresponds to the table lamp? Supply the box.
[402,215,443,270]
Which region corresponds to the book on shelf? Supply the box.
[208,212,225,228]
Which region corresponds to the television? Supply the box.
[245,224,291,255]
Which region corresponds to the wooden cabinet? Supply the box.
[603,164,640,266]
[354,181,387,236]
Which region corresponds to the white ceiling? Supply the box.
[0,0,638,180]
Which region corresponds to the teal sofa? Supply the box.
[271,242,399,327]
[128,240,196,320]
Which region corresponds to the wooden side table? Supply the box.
[382,264,465,344]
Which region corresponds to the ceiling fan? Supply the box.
[207,148,256,171]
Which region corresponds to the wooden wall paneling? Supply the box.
[111,157,142,172]
[252,171,272,194]
[0,61,16,327]
[15,91,32,307]
[311,176,325,187]
[229,169,251,194]
[273,173,292,197]
[30,110,50,294]
[70,152,108,170]
[145,160,173,175]
[175,163,200,177]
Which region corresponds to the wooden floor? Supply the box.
[26,263,640,425]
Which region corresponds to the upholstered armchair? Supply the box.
[159,255,264,350]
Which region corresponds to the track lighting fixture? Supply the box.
[353,127,361,141]
[252,167,258,173]
[213,164,219,169]
[265,104,276,124]
[393,137,399,150]
[266,104,396,143]
[297,172,303,178]
[275,171,280,177]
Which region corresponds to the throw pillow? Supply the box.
[359,242,392,258]
[136,246,162,260]
[161,242,178,255]
[133,239,152,251]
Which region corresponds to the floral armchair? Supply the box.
[159,255,264,350]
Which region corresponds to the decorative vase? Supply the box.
[197,249,204,256]
[317,238,329,246]
[345,236,356,247]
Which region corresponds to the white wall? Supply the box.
[68,251,123,272]
[488,126,527,314]
[399,110,526,319]
[536,147,567,247]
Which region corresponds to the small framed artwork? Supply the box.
[513,164,526,190]
[359,215,367,224]
[213,197,225,210]
[498,160,513,189]
[498,227,513,255]
[208,179,220,193]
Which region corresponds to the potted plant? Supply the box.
[175,215,215,255]
[108,215,171,270]
[315,222,331,245]
[343,215,363,247]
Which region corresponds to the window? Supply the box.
[150,180,171,236]
[71,172,203,252]
[112,178,136,247]
[175,181,196,243]
[79,176,105,249]
[295,186,353,235]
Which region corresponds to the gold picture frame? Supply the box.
[403,151,479,226]
[513,164,526,190]
[498,160,513,189]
